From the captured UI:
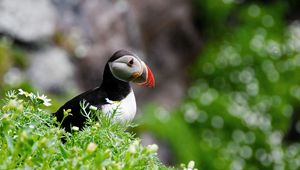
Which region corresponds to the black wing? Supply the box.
[54,87,107,132]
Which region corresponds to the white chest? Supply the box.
[101,90,136,122]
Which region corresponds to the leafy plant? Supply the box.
[0,89,174,170]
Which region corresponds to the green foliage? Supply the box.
[193,0,237,37]
[0,90,171,170]
[139,2,300,170]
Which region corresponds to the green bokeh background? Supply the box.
[139,1,300,169]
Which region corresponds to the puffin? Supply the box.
[54,50,155,132]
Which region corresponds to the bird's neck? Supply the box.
[100,64,131,100]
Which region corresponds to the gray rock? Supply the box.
[0,0,56,42]
[27,47,77,93]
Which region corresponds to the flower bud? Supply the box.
[86,142,97,154]
[71,126,79,131]
[188,160,195,169]
[89,105,98,111]
[128,144,137,154]
[146,144,158,153]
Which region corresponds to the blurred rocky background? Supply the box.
[2,0,300,169]
[0,0,200,108]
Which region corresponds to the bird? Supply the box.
[54,50,155,132]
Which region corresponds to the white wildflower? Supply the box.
[128,143,137,154]
[188,161,195,169]
[128,140,140,154]
[181,160,198,170]
[18,89,27,95]
[18,89,34,98]
[146,144,158,153]
[71,126,79,131]
[37,94,52,106]
[132,140,140,146]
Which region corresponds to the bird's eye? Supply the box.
[127,59,134,66]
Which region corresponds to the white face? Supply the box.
[109,55,145,82]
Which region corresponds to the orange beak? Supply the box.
[139,65,155,88]
[131,63,155,88]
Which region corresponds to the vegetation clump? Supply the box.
[0,89,172,170]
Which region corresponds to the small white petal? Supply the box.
[188,161,195,169]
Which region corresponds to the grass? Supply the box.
[0,89,182,170]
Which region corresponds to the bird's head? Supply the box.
[108,50,155,88]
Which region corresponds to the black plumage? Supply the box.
[54,50,133,132]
